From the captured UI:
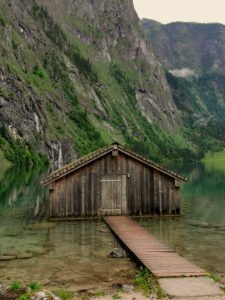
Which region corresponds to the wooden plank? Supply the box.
[121,175,127,214]
[104,216,207,278]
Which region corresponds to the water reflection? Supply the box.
[0,166,48,217]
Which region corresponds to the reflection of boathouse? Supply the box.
[41,143,187,217]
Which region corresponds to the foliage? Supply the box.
[69,107,105,154]
[134,266,151,295]
[19,294,30,300]
[42,51,78,105]
[134,266,165,298]
[110,63,136,105]
[209,272,221,283]
[52,288,74,300]
[111,293,121,300]
[28,282,41,291]
[0,12,6,26]
[31,3,97,82]
[12,31,21,50]
[1,0,219,165]
[32,64,45,78]
[166,71,225,157]
[92,290,106,297]
[10,282,21,291]
[67,15,102,40]
[1,135,48,166]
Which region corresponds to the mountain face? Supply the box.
[142,19,225,149]
[142,19,225,75]
[0,0,183,166]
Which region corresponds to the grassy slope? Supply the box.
[202,149,225,174]
[166,71,225,157]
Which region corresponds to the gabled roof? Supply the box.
[41,143,187,185]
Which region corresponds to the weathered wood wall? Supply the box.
[49,152,180,217]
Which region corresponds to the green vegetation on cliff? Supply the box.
[166,71,225,156]
[0,1,220,166]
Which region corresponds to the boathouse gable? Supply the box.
[42,143,187,217]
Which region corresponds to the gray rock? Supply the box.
[109,248,129,258]
[122,284,134,293]
[31,290,60,300]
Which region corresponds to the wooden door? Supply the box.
[100,175,127,215]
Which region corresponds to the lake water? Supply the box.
[0,159,225,288]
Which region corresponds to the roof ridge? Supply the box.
[41,143,187,185]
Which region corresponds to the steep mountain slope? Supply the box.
[0,0,189,166]
[142,19,225,75]
[142,19,225,152]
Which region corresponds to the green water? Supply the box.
[0,160,225,287]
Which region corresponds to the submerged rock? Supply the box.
[25,222,56,230]
[16,252,33,259]
[0,255,16,261]
[187,220,210,228]
[2,252,18,257]
[109,248,129,258]
[99,228,110,233]
[216,227,225,231]
[1,251,34,259]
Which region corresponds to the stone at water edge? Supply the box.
[121,284,134,293]
[109,248,129,258]
[30,290,61,300]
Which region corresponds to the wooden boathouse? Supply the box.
[41,143,187,217]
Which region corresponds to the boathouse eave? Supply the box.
[41,144,188,186]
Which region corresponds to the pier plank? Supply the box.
[104,216,207,278]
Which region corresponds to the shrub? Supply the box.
[10,282,21,291]
[52,288,74,300]
[28,282,41,291]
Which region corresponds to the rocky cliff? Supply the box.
[0,0,185,165]
[142,19,225,152]
[142,19,225,75]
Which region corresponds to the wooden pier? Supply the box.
[104,216,207,277]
